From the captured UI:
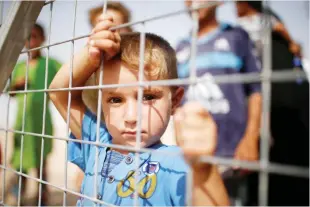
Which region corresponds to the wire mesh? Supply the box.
[5,69,307,96]
[258,1,272,205]
[185,1,200,205]
[0,0,308,206]
[93,2,108,206]
[37,2,54,206]
[133,22,146,207]
[63,0,78,206]
[16,45,30,207]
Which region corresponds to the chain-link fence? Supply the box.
[0,0,309,206]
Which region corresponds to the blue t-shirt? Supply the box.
[176,23,261,157]
[68,109,189,206]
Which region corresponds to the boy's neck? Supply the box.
[198,18,219,38]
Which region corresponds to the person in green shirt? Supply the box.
[9,23,61,205]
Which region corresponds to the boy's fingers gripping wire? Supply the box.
[88,14,121,61]
[174,102,217,162]
[92,20,114,33]
[114,32,121,44]
[90,31,116,42]
[96,13,114,23]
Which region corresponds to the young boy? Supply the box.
[49,15,229,206]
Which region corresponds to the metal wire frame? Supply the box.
[4,70,308,95]
[37,2,54,206]
[0,165,116,206]
[0,154,307,207]
[0,146,308,207]
[63,0,78,206]
[20,1,220,54]
[0,127,308,178]
[185,1,200,204]
[259,1,272,205]
[16,46,31,207]
[0,0,309,206]
[133,23,146,207]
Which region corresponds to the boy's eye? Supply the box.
[143,94,156,101]
[108,97,122,104]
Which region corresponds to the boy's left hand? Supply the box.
[174,102,217,166]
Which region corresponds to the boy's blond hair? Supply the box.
[82,32,178,116]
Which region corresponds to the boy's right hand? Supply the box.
[87,14,121,67]
[174,102,217,165]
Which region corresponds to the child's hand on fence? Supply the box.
[174,102,217,167]
[87,14,121,67]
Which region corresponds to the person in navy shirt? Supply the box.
[49,14,229,206]
[177,0,262,162]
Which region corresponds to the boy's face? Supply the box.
[101,60,183,150]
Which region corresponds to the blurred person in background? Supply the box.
[236,1,309,206]
[74,1,134,192]
[236,1,302,58]
[176,0,262,205]
[7,23,61,205]
[88,1,132,32]
[177,0,262,164]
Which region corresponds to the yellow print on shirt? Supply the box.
[116,170,157,199]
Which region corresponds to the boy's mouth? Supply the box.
[122,130,147,139]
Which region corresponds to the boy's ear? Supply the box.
[171,87,184,115]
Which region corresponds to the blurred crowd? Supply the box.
[0,0,309,206]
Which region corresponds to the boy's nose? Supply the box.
[124,100,137,125]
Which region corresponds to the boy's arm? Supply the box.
[49,47,98,139]
[174,102,230,206]
[49,14,120,139]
